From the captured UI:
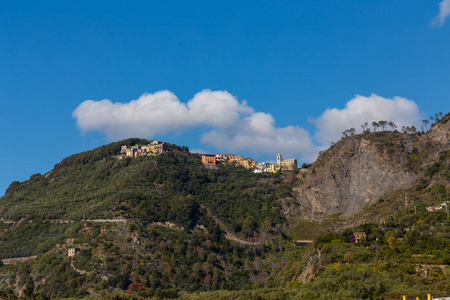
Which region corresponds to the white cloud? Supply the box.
[432,0,450,26]
[201,112,318,161]
[187,90,254,130]
[74,90,422,163]
[311,94,422,145]
[73,90,252,139]
[73,90,191,139]
[73,89,318,161]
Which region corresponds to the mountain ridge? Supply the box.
[287,113,450,221]
[0,113,449,299]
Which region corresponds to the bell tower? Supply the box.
[277,153,282,167]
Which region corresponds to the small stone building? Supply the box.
[68,247,80,257]
[277,153,298,171]
[353,232,366,243]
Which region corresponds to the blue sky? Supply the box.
[1,1,449,196]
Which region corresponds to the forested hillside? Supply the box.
[0,138,286,260]
[0,114,449,299]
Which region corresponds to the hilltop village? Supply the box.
[202,152,297,173]
[116,140,297,173]
[117,140,168,158]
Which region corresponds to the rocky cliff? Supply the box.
[288,114,450,220]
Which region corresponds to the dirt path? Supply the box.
[0,218,16,224]
[70,260,87,275]
[1,255,37,265]
[86,219,127,223]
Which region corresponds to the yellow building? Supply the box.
[269,164,279,173]
[245,158,257,168]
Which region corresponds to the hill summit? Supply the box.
[0,113,449,299]
[284,113,450,222]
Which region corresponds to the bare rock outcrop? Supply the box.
[289,114,450,220]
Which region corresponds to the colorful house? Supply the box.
[202,154,216,165]
[269,164,279,173]
[227,154,241,163]
[201,153,259,168]
[120,140,168,158]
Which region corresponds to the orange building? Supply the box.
[202,154,216,165]
[227,154,241,163]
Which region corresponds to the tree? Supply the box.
[342,128,356,138]
[378,120,388,131]
[372,121,379,132]
[388,121,397,131]
[362,122,371,134]
[342,130,349,139]
[422,119,430,131]
[242,215,257,237]
[402,126,417,134]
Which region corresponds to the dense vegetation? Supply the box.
[0,115,449,299]
[1,205,448,299]
[0,139,285,259]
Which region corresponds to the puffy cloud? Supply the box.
[432,0,450,26]
[74,90,422,163]
[73,90,191,139]
[73,90,252,139]
[201,112,318,161]
[187,90,254,130]
[311,94,422,145]
[73,89,318,161]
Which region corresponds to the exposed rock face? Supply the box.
[290,115,450,220]
[426,118,450,147]
[293,134,418,218]
[419,118,450,163]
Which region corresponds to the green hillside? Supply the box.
[0,138,286,259]
[0,120,449,299]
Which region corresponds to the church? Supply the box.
[277,153,297,171]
